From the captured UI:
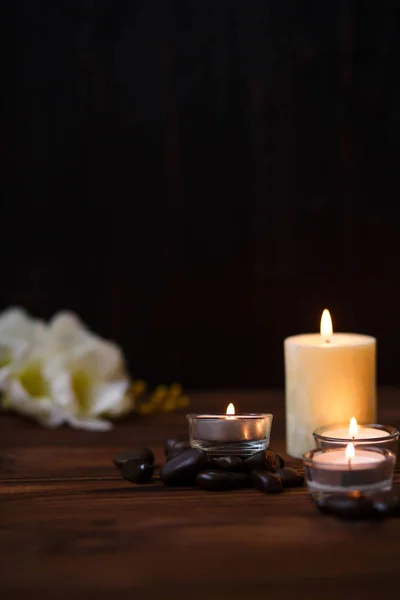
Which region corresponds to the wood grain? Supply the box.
[1,389,400,600]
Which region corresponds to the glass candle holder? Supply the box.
[304,447,396,502]
[187,413,273,457]
[313,423,399,457]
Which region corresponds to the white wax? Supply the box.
[284,332,376,458]
[193,415,269,442]
[285,333,374,348]
[325,426,389,440]
[313,449,385,469]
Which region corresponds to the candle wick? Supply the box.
[325,339,331,344]
[348,459,352,471]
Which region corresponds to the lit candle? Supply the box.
[187,404,273,456]
[323,417,389,441]
[312,443,384,468]
[304,444,395,498]
[226,402,235,420]
[284,309,376,458]
[313,418,398,456]
[189,404,268,441]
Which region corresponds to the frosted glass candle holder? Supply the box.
[304,447,396,502]
[187,413,273,457]
[313,423,399,458]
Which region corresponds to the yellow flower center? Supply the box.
[18,360,48,397]
[0,349,11,369]
[71,369,92,415]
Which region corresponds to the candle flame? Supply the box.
[349,417,358,437]
[226,403,235,415]
[320,309,333,342]
[345,442,355,461]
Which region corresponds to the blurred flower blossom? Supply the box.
[0,308,132,431]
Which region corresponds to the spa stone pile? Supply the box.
[113,437,304,493]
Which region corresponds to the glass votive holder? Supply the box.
[313,423,399,458]
[304,447,396,503]
[187,413,273,457]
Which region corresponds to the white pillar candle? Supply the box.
[284,310,376,458]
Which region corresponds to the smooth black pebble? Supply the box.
[252,469,283,494]
[160,448,207,486]
[211,456,244,471]
[244,450,281,473]
[121,460,154,484]
[197,470,249,491]
[243,451,268,472]
[164,437,190,457]
[166,448,187,461]
[276,467,304,488]
[171,440,191,453]
[316,495,376,518]
[269,449,285,468]
[114,447,154,469]
[265,450,285,472]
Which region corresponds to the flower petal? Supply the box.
[0,307,32,336]
[48,312,89,350]
[0,364,12,389]
[90,379,132,417]
[6,379,65,428]
[73,341,126,379]
[47,313,125,378]
[65,414,113,432]
[0,307,43,362]
[45,368,76,410]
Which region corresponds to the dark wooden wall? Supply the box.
[3,1,400,387]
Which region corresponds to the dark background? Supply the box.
[3,1,400,388]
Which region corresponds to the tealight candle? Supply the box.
[326,417,388,440]
[312,443,384,468]
[313,417,399,456]
[284,309,376,458]
[304,443,395,501]
[187,404,273,457]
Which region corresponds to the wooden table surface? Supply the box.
[1,388,400,600]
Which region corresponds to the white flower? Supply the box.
[0,307,45,387]
[0,308,133,431]
[0,307,43,363]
